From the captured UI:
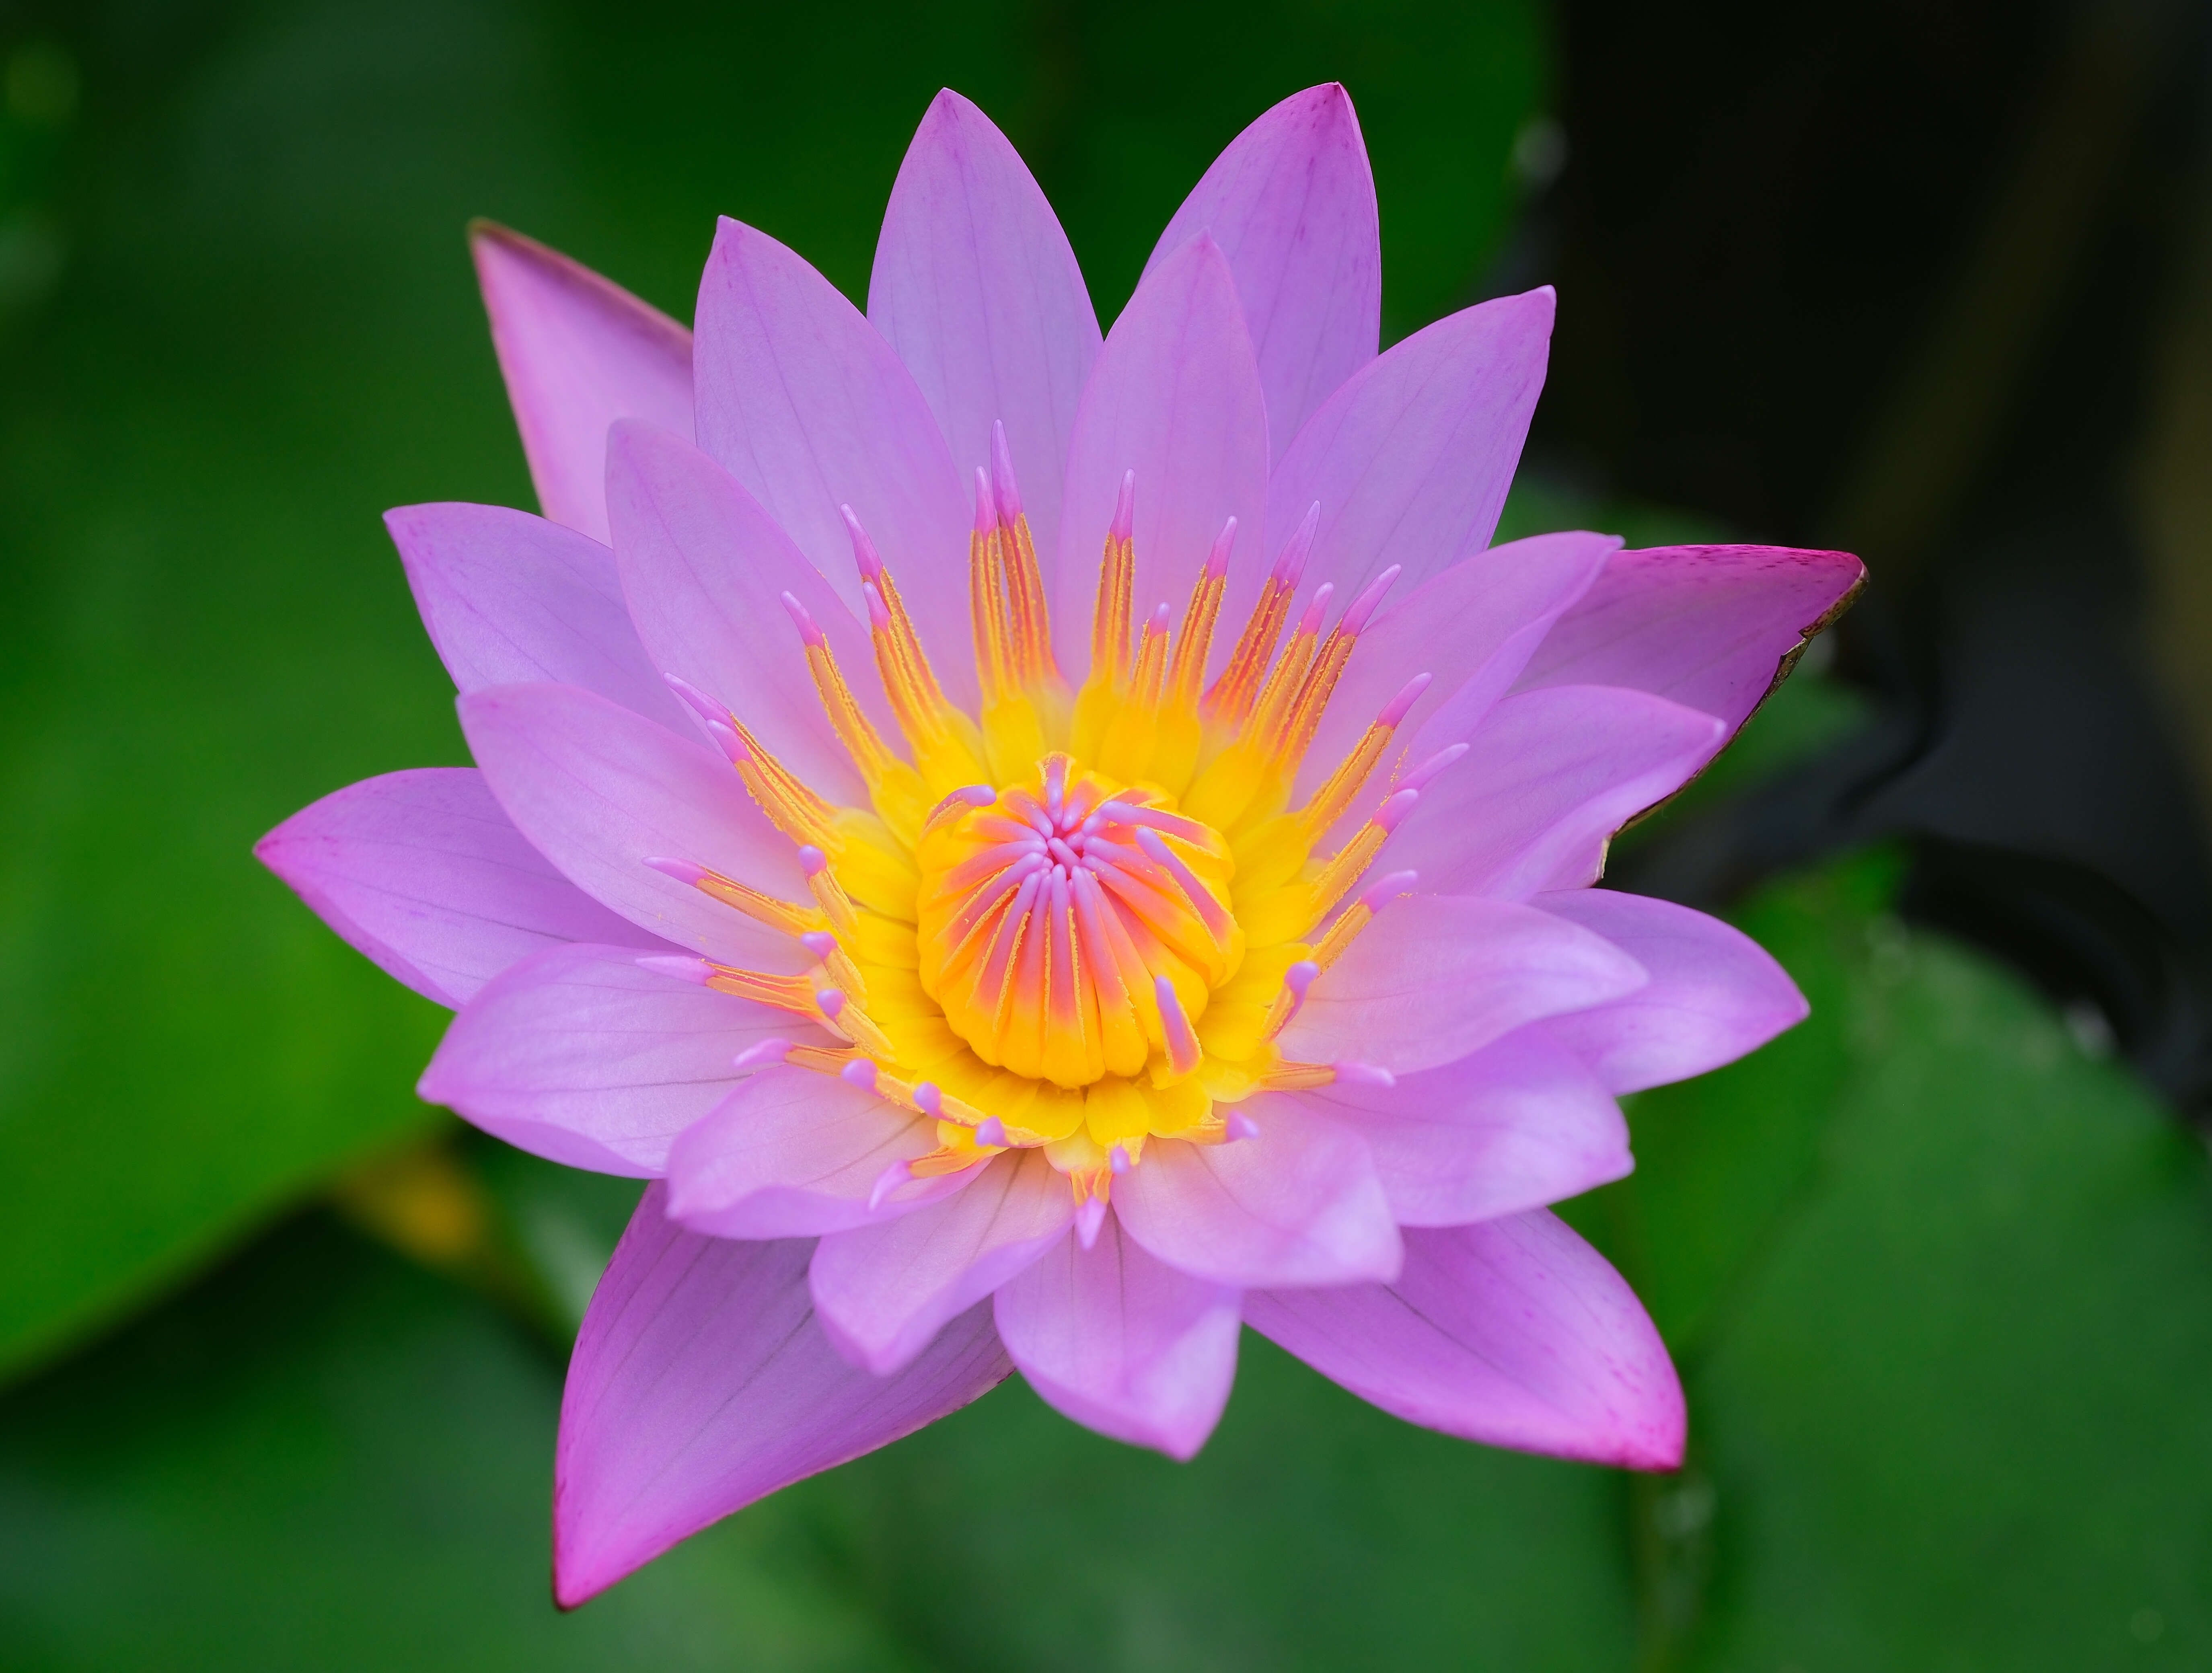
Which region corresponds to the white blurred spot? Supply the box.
[1510,115,1569,192]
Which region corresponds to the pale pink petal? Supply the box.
[993,1221,1240,1460]
[1244,1213,1683,1469]
[869,89,1100,579]
[255,768,667,1009]
[1144,82,1379,457]
[810,1147,1074,1375]
[1051,234,1270,686]
[1295,530,1619,824]
[1277,893,1647,1074]
[1534,888,1809,1093]
[385,501,692,732]
[554,1186,1010,1606]
[471,223,693,545]
[606,421,893,805]
[1513,544,1866,738]
[1384,686,1725,902]
[664,1066,969,1239]
[417,943,828,1176]
[1266,288,1553,606]
[1114,1104,1400,1288]
[457,682,804,970]
[1259,1030,1630,1228]
[691,218,976,707]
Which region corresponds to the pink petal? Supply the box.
[457,682,805,970]
[810,1147,1074,1375]
[1513,544,1866,738]
[1261,1029,1630,1228]
[1144,82,1380,458]
[1277,893,1648,1074]
[1295,529,1619,823]
[554,1186,1010,1606]
[385,501,692,732]
[470,224,693,545]
[1244,1212,1684,1469]
[417,943,825,1176]
[1534,888,1809,1093]
[993,1221,1240,1460]
[1383,685,1725,902]
[691,218,976,707]
[664,1065,968,1239]
[868,89,1100,578]
[606,421,892,805]
[255,768,667,1009]
[1114,1104,1400,1288]
[1051,233,1270,685]
[1265,286,1552,608]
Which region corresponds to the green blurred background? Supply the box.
[5,0,2212,1667]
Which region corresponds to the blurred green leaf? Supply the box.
[0,0,1541,1380]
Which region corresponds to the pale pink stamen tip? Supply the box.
[662,671,725,724]
[1133,826,1172,864]
[703,719,748,766]
[779,590,827,648]
[1400,742,1470,793]
[1332,1061,1396,1087]
[1285,959,1320,998]
[1205,515,1237,578]
[839,504,884,580]
[1110,470,1136,541]
[1227,1112,1261,1142]
[1075,1194,1108,1250]
[1298,583,1335,637]
[1343,565,1402,635]
[974,1116,1008,1148]
[1373,788,1419,834]
[989,419,1022,520]
[1378,673,1432,728]
[956,783,997,807]
[1108,1144,1132,1175]
[840,1058,879,1089]
[861,580,892,630]
[815,987,848,1018]
[868,1159,913,1212]
[1272,501,1321,585]
[972,466,995,535]
[798,845,829,877]
[1153,974,1202,1073]
[636,954,712,986]
[913,1082,944,1117]
[1359,871,1418,913]
[731,1037,793,1071]
[799,930,837,959]
[1149,602,1172,633]
[642,855,708,886]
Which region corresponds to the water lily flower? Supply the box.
[258,84,1862,1605]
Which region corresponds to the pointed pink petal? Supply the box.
[1295,529,1620,824]
[1051,234,1270,685]
[993,1221,1240,1460]
[1245,1212,1683,1469]
[869,89,1100,579]
[1277,892,1647,1075]
[810,1148,1074,1375]
[255,768,667,1009]
[692,218,976,707]
[385,501,693,732]
[1115,1103,1400,1288]
[417,943,826,1175]
[1384,685,1725,902]
[1262,1029,1629,1228]
[457,682,804,969]
[1144,82,1379,456]
[606,421,893,805]
[1266,287,1552,606]
[471,224,693,545]
[664,1065,968,1239]
[1513,544,1866,738]
[1534,888,1809,1093]
[555,1186,1010,1606]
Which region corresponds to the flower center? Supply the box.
[915,756,1242,1088]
